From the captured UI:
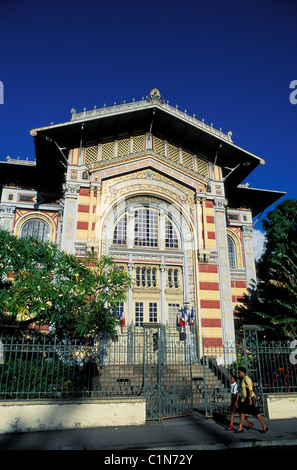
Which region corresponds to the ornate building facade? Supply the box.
[0,89,284,348]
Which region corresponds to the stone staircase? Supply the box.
[95,363,192,396]
[95,365,144,397]
[93,363,229,415]
[191,364,229,413]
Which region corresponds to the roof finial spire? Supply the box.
[146,88,165,104]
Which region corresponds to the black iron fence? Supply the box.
[257,341,297,394]
[0,326,296,419]
[0,335,97,400]
[0,325,196,420]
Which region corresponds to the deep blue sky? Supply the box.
[1,0,296,237]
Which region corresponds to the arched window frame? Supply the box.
[16,214,55,243]
[20,218,51,242]
[112,207,180,250]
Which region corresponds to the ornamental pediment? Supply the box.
[89,150,208,191]
[88,147,210,182]
[101,168,196,217]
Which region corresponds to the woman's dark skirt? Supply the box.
[238,398,260,416]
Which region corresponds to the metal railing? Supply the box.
[1,330,296,419]
[256,341,297,394]
[0,326,196,420]
[199,338,297,416]
[0,335,98,400]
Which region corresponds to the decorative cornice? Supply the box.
[5,156,36,166]
[70,89,233,144]
[87,149,211,185]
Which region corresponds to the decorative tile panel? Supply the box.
[85,145,98,164]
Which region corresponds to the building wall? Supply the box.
[0,133,256,349]
[60,134,254,347]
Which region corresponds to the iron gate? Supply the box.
[141,324,193,420]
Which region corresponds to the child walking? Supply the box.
[229,375,253,431]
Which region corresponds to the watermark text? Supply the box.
[290,340,297,365]
[289,80,297,104]
[0,81,3,104]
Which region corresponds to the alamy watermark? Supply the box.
[0,81,3,104]
[290,340,297,365]
[289,80,297,104]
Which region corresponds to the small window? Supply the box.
[168,268,179,288]
[228,214,239,221]
[227,235,237,269]
[152,268,157,287]
[147,268,151,287]
[141,267,146,287]
[136,267,141,287]
[149,303,158,323]
[135,302,144,326]
[19,195,34,202]
[174,269,178,288]
[168,268,173,288]
[135,266,157,288]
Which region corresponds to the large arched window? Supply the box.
[227,235,237,269]
[20,218,51,242]
[112,208,179,249]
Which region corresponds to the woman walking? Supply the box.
[236,367,268,433]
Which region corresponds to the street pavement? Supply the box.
[0,411,296,453]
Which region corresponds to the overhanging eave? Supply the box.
[31,102,265,189]
[226,185,286,218]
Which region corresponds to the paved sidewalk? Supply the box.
[0,412,296,451]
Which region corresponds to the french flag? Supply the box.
[180,307,188,327]
[190,307,195,327]
[180,308,186,326]
[119,306,125,326]
[184,307,188,325]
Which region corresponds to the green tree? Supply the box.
[255,199,297,339]
[0,229,131,337]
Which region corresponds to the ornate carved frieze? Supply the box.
[101,169,195,219]
[63,184,80,199]
[198,249,218,264]
[241,225,254,237]
[213,198,228,212]
[0,206,15,218]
